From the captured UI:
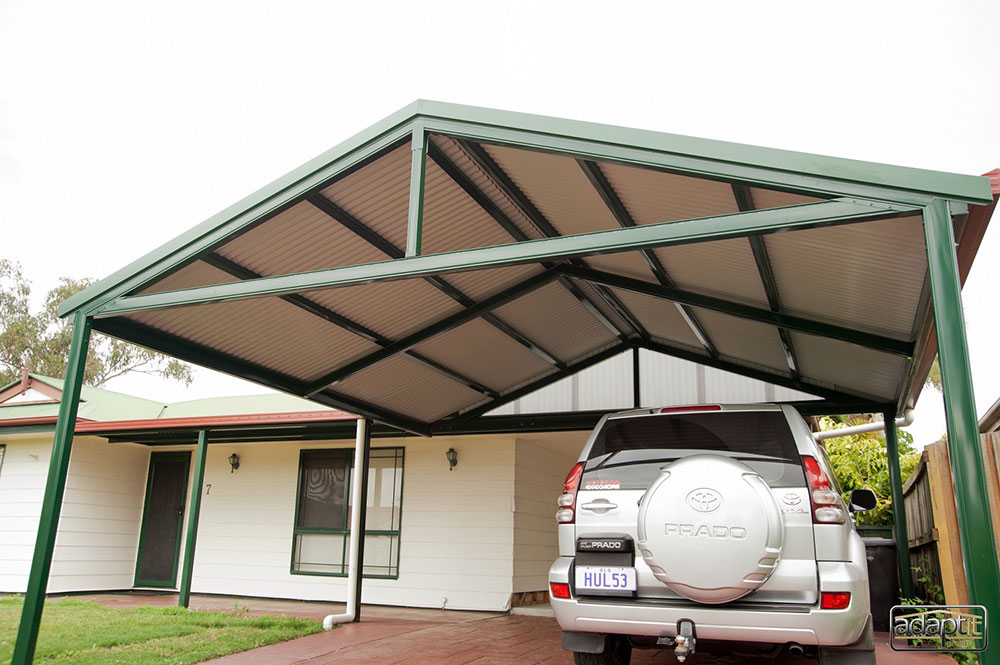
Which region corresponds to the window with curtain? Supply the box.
[291,447,403,578]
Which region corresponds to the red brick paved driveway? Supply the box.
[78,594,951,664]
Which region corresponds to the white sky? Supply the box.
[1,0,997,446]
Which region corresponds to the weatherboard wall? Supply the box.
[0,435,148,593]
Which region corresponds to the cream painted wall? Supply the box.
[0,434,148,593]
[182,434,518,611]
[512,432,587,593]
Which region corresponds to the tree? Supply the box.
[818,415,920,526]
[0,259,192,387]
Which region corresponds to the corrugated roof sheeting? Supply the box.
[443,264,544,302]
[586,250,660,283]
[790,332,907,401]
[484,144,620,236]
[333,354,484,422]
[137,260,238,294]
[420,159,521,255]
[306,278,463,342]
[600,161,739,224]
[687,307,791,375]
[604,287,704,349]
[410,318,554,392]
[764,215,926,339]
[749,187,823,210]
[652,238,770,307]
[125,296,379,384]
[214,199,387,275]
[320,144,411,252]
[492,281,621,364]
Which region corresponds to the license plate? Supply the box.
[575,566,637,592]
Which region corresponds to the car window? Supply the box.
[582,411,805,489]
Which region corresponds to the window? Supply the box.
[291,447,403,578]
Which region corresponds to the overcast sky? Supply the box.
[2,0,997,446]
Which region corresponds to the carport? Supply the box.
[12,101,999,663]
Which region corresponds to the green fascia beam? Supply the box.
[92,317,432,436]
[304,268,561,395]
[882,409,914,599]
[639,338,880,405]
[417,103,992,205]
[94,199,911,318]
[178,429,208,608]
[562,265,914,358]
[923,199,1000,658]
[12,313,92,665]
[405,125,428,257]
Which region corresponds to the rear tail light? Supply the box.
[550,582,571,599]
[660,404,722,414]
[820,591,851,609]
[556,462,585,524]
[802,455,845,524]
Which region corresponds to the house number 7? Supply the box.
[205,484,212,495]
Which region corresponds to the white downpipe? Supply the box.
[813,409,915,442]
[323,418,367,630]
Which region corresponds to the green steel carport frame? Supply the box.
[11,101,1000,663]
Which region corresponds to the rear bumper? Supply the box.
[549,556,871,646]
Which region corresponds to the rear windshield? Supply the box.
[582,411,805,489]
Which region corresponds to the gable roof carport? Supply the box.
[12,101,1000,663]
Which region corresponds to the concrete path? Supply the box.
[78,593,953,664]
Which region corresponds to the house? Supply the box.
[0,350,813,612]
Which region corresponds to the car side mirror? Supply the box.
[848,489,878,513]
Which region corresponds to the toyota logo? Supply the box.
[686,488,722,513]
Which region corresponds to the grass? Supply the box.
[0,597,322,665]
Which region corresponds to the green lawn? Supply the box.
[0,597,322,664]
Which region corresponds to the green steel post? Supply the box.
[178,429,209,608]
[924,199,1000,663]
[632,347,641,408]
[405,124,427,257]
[883,410,914,599]
[12,313,92,665]
[352,419,371,622]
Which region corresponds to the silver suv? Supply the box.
[549,404,878,664]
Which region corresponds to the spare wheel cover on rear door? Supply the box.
[637,454,784,604]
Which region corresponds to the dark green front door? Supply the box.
[135,452,191,588]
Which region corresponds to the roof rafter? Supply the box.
[578,158,720,358]
[454,138,649,341]
[201,252,500,399]
[425,140,628,342]
[732,183,801,379]
[562,265,914,357]
[302,268,562,395]
[306,192,567,370]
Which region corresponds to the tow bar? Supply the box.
[656,618,697,662]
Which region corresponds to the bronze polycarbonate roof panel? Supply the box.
[59,102,995,431]
[126,296,379,384]
[333,354,485,422]
[789,332,908,401]
[765,215,928,339]
[491,281,622,364]
[410,317,555,393]
[605,287,705,350]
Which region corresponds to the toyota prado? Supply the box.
[549,404,878,664]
